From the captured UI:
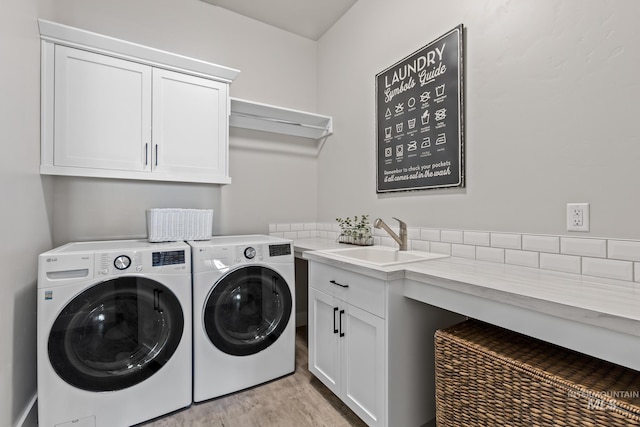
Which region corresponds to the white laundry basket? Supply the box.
[147,208,213,242]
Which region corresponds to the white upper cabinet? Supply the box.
[53,46,152,172]
[152,68,229,181]
[39,20,239,184]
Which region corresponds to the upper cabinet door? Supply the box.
[53,46,152,171]
[152,69,229,182]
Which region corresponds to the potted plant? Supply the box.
[336,215,373,246]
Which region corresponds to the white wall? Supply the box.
[43,0,319,243]
[317,0,640,239]
[3,0,319,425]
[0,0,54,425]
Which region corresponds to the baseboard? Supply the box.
[421,419,436,427]
[15,394,37,427]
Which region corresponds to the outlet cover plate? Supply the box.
[567,203,590,232]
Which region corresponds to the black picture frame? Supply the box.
[376,25,465,193]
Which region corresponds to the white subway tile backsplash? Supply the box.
[522,235,560,253]
[561,237,606,258]
[283,231,298,240]
[441,230,464,244]
[505,250,539,268]
[272,222,640,283]
[491,233,522,250]
[582,258,634,281]
[451,244,476,259]
[540,253,581,274]
[276,224,291,232]
[476,247,505,263]
[421,228,441,241]
[608,240,640,262]
[379,236,397,248]
[430,242,452,255]
[412,240,430,252]
[464,231,490,247]
[408,227,421,240]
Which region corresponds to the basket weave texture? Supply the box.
[435,320,640,426]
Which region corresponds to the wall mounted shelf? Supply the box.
[229,98,333,141]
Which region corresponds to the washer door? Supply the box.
[48,276,184,392]
[204,266,292,356]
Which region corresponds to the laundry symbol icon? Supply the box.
[395,103,405,114]
[385,108,392,118]
[408,118,416,129]
[435,108,447,121]
[385,147,392,158]
[421,110,430,125]
[396,144,404,157]
[408,141,417,151]
[396,123,404,133]
[421,137,431,148]
[436,84,446,97]
[385,127,392,138]
[420,91,431,103]
[435,133,447,145]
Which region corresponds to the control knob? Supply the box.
[244,247,256,260]
[114,255,131,270]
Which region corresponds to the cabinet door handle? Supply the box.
[333,307,339,334]
[155,144,158,166]
[339,309,345,337]
[145,143,149,166]
[330,280,348,288]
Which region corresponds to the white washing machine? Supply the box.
[189,235,295,402]
[37,240,192,427]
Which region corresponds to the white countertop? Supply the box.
[298,239,640,370]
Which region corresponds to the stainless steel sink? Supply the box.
[322,246,448,267]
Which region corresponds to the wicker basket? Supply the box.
[434,320,640,426]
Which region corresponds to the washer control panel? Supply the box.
[97,249,187,276]
[236,245,263,262]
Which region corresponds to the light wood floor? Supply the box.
[139,327,368,427]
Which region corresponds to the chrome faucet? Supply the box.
[373,217,408,251]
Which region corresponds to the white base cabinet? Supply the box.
[309,288,385,426]
[308,261,464,427]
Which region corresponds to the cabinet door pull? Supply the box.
[330,280,348,288]
[333,307,339,334]
[155,144,159,166]
[145,143,149,166]
[339,309,345,337]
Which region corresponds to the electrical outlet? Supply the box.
[567,203,590,232]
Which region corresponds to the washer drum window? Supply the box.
[48,277,184,392]
[204,266,292,356]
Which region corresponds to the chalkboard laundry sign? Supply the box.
[376,25,464,193]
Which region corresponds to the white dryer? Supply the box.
[189,235,295,402]
[37,240,192,427]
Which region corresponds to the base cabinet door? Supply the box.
[308,288,341,396]
[342,304,385,426]
[308,287,385,427]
